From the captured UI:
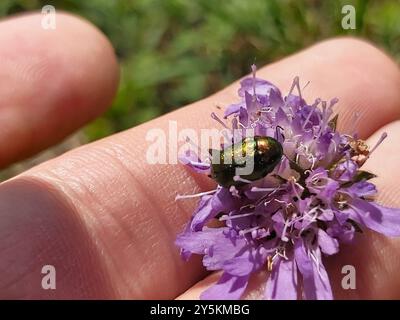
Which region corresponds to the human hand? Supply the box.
[1,12,400,299]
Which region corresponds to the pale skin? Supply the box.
[0,12,400,300]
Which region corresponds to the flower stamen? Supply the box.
[368,132,387,156]
[175,189,217,200]
[211,112,229,129]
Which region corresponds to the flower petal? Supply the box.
[265,257,298,300]
[190,195,214,231]
[239,105,249,126]
[327,221,355,243]
[294,239,333,300]
[200,272,249,300]
[317,229,339,255]
[350,199,400,237]
[203,229,248,270]
[345,181,377,198]
[175,227,227,255]
[332,160,357,181]
[269,88,284,109]
[223,247,268,276]
[190,188,238,231]
[224,102,243,118]
[178,149,210,174]
[238,77,279,97]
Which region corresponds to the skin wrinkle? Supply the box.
[0,182,58,282]
[34,167,110,245]
[34,174,115,298]
[134,152,215,294]
[98,147,175,296]
[69,138,209,294]
[98,137,213,294]
[379,188,399,206]
[103,145,202,297]
[37,152,147,298]
[1,256,38,293]
[328,229,400,299]
[0,177,116,298]
[31,145,185,298]
[361,234,389,298]
[361,235,382,296]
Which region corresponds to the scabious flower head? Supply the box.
[175,65,400,300]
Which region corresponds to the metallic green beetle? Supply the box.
[210,136,283,188]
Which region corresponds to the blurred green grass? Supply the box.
[1,0,399,141]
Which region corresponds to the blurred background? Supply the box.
[0,0,399,178]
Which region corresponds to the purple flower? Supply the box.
[175,65,400,300]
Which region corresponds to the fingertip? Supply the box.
[49,12,120,117]
[0,12,120,166]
